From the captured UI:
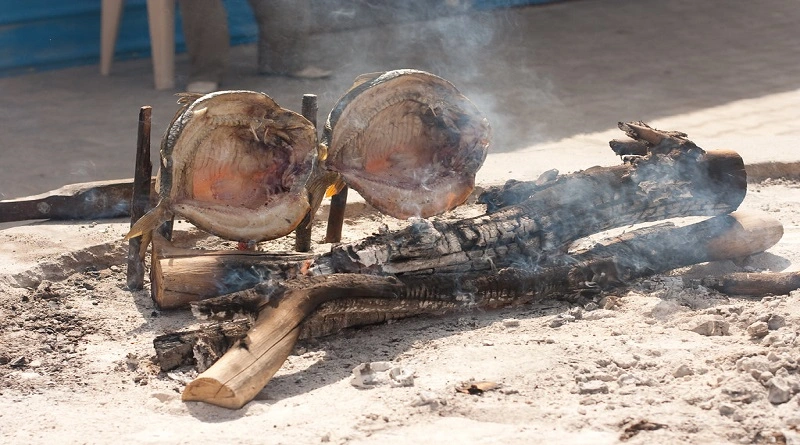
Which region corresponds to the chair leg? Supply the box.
[146,0,176,90]
[100,0,125,76]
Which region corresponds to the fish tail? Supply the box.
[306,171,341,215]
[123,201,171,241]
[325,176,347,198]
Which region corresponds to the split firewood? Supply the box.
[174,210,782,408]
[149,232,315,309]
[0,178,155,223]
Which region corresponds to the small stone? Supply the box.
[612,355,638,369]
[109,265,122,273]
[685,315,729,336]
[351,362,390,388]
[747,321,770,338]
[593,372,616,382]
[9,356,27,368]
[27,359,42,368]
[618,373,642,387]
[502,318,520,328]
[388,366,415,387]
[786,416,800,428]
[35,280,59,299]
[482,340,494,346]
[759,371,774,385]
[578,381,609,395]
[673,364,694,378]
[583,309,616,321]
[561,314,576,323]
[567,307,583,320]
[584,302,599,312]
[767,314,786,331]
[412,390,440,407]
[595,358,612,368]
[549,318,566,328]
[351,362,411,388]
[737,356,770,373]
[718,403,736,416]
[767,377,792,404]
[600,295,620,310]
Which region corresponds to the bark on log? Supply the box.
[698,271,800,296]
[181,274,401,409]
[315,149,746,277]
[150,232,314,309]
[0,178,155,223]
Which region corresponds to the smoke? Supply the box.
[216,263,274,295]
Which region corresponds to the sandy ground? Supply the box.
[2,0,800,444]
[1,172,800,444]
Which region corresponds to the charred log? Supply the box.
[0,178,155,223]
[151,147,747,308]
[155,211,782,377]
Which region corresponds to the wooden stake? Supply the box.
[294,94,318,252]
[127,106,153,290]
[324,184,348,243]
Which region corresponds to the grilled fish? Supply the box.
[125,91,318,245]
[321,70,491,219]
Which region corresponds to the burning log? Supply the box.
[149,122,786,409]
[172,210,782,408]
[150,147,747,308]
[154,210,783,375]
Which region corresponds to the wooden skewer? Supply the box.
[324,184,348,243]
[294,94,318,252]
[127,106,153,290]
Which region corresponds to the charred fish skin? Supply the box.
[321,70,491,220]
[126,90,320,244]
